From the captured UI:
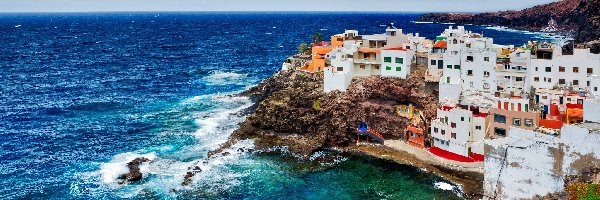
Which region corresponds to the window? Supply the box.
[573,67,579,73]
[451,122,456,128]
[494,114,506,123]
[453,39,458,44]
[395,57,403,64]
[588,81,591,86]
[454,65,460,70]
[446,77,450,83]
[516,77,523,82]
[595,87,598,92]
[548,78,552,82]
[470,82,473,87]
[535,67,539,71]
[441,130,446,135]
[451,132,456,139]
[559,79,566,84]
[559,66,565,72]
[431,60,437,65]
[374,65,380,70]
[484,57,490,62]
[573,80,579,86]
[484,71,490,77]
[360,65,366,69]
[447,65,452,69]
[384,57,392,63]
[483,83,490,89]
[513,118,522,126]
[396,67,401,71]
[588,68,593,74]
[525,119,534,127]
[545,67,552,72]
[337,67,343,71]
[386,66,391,70]
[434,127,438,133]
[475,126,482,130]
[466,56,473,62]
[494,128,506,137]
[534,77,540,82]
[467,70,473,76]
[461,117,465,121]
[452,51,458,55]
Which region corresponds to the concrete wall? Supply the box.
[584,100,600,122]
[484,125,600,199]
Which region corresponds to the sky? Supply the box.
[0,0,559,13]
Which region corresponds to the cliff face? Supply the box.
[419,0,600,45]
[222,68,437,156]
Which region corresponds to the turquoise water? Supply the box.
[0,12,551,199]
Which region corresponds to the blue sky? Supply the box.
[0,0,559,13]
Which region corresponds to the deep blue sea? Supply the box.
[0,12,552,199]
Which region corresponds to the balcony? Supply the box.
[354,58,380,64]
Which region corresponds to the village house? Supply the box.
[324,27,426,92]
[529,44,600,92]
[429,105,485,161]
[487,96,539,139]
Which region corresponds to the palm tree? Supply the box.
[298,42,308,55]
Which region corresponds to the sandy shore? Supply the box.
[342,140,484,199]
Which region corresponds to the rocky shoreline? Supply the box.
[206,65,485,198]
[418,0,600,53]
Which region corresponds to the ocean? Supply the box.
[0,12,552,199]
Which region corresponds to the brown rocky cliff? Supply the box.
[210,67,438,157]
[419,0,600,51]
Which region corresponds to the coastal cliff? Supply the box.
[211,66,437,157]
[419,0,600,51]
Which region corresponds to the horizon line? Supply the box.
[0,10,482,14]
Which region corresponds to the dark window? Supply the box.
[573,67,579,73]
[484,57,490,62]
[384,57,392,63]
[525,119,534,127]
[467,70,473,76]
[475,126,481,130]
[534,77,540,82]
[454,65,461,70]
[494,114,506,123]
[588,68,593,74]
[434,127,438,133]
[395,58,403,64]
[559,79,566,84]
[545,67,551,72]
[431,60,437,65]
[513,118,522,126]
[466,56,473,62]
[573,80,579,85]
[461,117,465,121]
[441,130,446,135]
[337,67,343,71]
[451,122,456,128]
[451,132,456,139]
[494,128,506,137]
[559,66,565,72]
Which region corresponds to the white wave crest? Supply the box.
[434,181,454,191]
[202,70,248,85]
[99,152,157,184]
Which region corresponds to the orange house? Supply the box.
[302,42,333,73]
[331,35,344,48]
[406,125,425,149]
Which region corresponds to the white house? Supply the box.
[529,47,600,91]
[430,105,485,158]
[380,48,414,78]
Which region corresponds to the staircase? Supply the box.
[357,128,385,144]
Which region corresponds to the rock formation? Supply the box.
[117,157,150,184]
[211,66,438,157]
[418,0,600,52]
